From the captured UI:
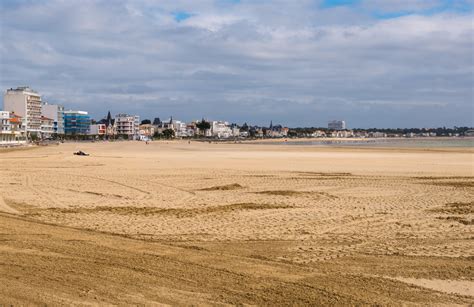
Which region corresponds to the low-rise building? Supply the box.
[239,131,249,138]
[89,124,106,136]
[211,121,233,138]
[186,123,197,137]
[0,111,27,145]
[312,130,326,138]
[98,111,117,139]
[368,131,386,138]
[40,116,54,139]
[465,129,474,137]
[154,117,190,138]
[330,130,354,138]
[139,124,155,139]
[266,122,289,138]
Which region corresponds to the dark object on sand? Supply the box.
[73,150,89,156]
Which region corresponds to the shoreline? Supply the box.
[236,136,474,143]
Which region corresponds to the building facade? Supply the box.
[41,103,64,134]
[89,124,106,136]
[3,86,42,136]
[138,124,155,139]
[115,114,140,139]
[328,120,346,130]
[266,121,288,138]
[0,111,27,145]
[211,121,232,138]
[40,116,54,139]
[64,110,91,135]
[98,111,117,139]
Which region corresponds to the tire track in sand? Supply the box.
[0,196,19,214]
[24,174,65,208]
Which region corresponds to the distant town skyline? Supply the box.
[1,0,473,128]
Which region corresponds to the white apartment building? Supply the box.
[328,120,346,130]
[172,120,188,137]
[3,86,42,136]
[40,116,54,139]
[115,114,140,139]
[311,130,326,138]
[330,130,354,138]
[369,132,387,138]
[89,124,106,136]
[0,111,26,145]
[156,118,189,137]
[211,121,233,138]
[42,103,64,134]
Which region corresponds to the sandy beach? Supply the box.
[0,141,473,305]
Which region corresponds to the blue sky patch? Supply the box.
[321,0,359,9]
[173,11,194,22]
[373,0,473,19]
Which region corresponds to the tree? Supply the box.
[141,119,151,125]
[196,120,211,136]
[162,129,175,139]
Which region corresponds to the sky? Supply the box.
[0,0,473,128]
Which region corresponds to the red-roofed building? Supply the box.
[0,111,26,145]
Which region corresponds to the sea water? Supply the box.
[254,138,474,148]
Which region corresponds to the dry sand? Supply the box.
[0,141,473,305]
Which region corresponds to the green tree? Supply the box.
[162,129,175,139]
[240,123,249,132]
[196,120,211,136]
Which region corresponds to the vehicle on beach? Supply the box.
[73,150,89,156]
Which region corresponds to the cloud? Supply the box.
[0,0,472,128]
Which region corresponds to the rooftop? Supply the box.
[6,86,39,94]
[64,110,88,115]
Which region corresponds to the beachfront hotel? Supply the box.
[115,113,140,139]
[3,86,42,137]
[64,110,91,135]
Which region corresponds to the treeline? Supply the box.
[286,126,472,136]
[353,127,472,135]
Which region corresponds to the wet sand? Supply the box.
[0,141,473,305]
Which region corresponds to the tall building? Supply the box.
[115,113,140,139]
[64,110,91,135]
[41,103,65,134]
[328,120,346,130]
[3,86,42,136]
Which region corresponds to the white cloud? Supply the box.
[0,0,472,127]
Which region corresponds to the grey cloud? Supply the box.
[0,1,472,128]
